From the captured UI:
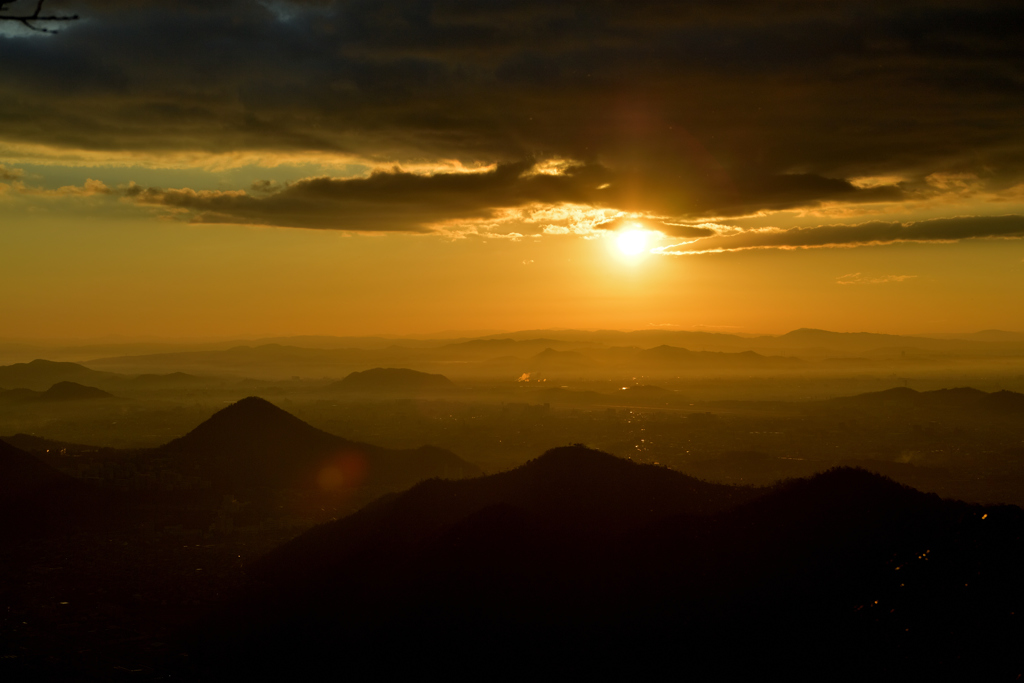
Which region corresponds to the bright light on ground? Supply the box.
[616,230,648,256]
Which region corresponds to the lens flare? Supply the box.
[316,451,368,493]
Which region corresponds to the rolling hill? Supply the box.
[40,382,114,401]
[0,382,115,403]
[824,386,1024,414]
[0,440,116,538]
[191,446,1024,679]
[0,359,120,391]
[328,367,455,393]
[0,434,103,456]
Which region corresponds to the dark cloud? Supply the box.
[594,217,717,239]
[1,0,1022,222]
[0,164,23,180]
[123,160,901,232]
[655,215,1024,254]
[125,161,611,231]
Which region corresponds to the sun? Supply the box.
[616,230,648,256]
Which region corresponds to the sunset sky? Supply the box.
[2,0,1023,340]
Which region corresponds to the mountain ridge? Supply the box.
[158,397,480,495]
[0,359,120,391]
[329,367,455,393]
[195,446,1024,679]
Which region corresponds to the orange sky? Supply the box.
[3,197,1022,340]
[2,1,1023,340]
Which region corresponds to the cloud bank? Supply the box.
[653,215,1024,254]
[121,162,900,233]
[0,0,1021,228]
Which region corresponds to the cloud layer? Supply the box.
[1,0,1023,229]
[654,215,1024,254]
[125,161,608,231]
[120,160,901,233]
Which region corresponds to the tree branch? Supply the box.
[0,0,78,33]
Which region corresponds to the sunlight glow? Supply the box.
[617,230,649,256]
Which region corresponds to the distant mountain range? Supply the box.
[328,367,456,394]
[0,359,208,392]
[481,327,1024,354]
[697,385,1024,417]
[192,446,1024,679]
[4,328,1021,365]
[0,360,119,391]
[918,330,1024,342]
[821,386,1024,414]
[0,381,115,403]
[73,329,1024,379]
[4,326,1024,382]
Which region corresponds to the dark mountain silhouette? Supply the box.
[0,387,39,402]
[770,327,977,353]
[779,327,910,346]
[979,389,1024,412]
[0,440,117,538]
[4,434,66,452]
[40,381,114,401]
[826,386,1024,414]
[158,397,479,495]
[0,439,71,498]
[191,446,1024,680]
[254,447,760,585]
[0,359,119,391]
[1,434,99,454]
[0,382,114,403]
[329,367,455,393]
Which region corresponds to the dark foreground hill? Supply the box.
[0,440,119,538]
[329,367,456,393]
[0,433,92,453]
[190,447,1024,680]
[253,447,761,586]
[158,397,480,496]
